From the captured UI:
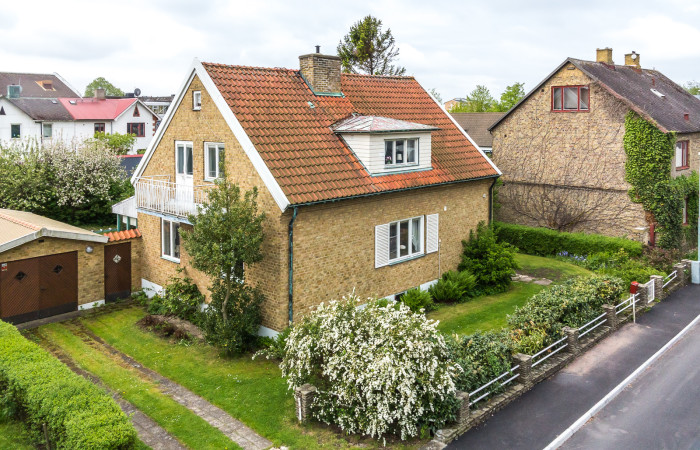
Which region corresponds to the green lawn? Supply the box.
[74,307,402,449]
[428,254,594,336]
[0,420,36,449]
[428,283,546,335]
[36,323,240,450]
[514,253,592,282]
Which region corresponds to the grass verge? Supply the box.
[514,253,592,282]
[0,419,37,449]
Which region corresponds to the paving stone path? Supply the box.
[68,321,273,450]
[28,329,185,450]
[511,273,553,285]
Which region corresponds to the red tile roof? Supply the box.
[105,228,141,242]
[59,98,137,120]
[203,63,498,205]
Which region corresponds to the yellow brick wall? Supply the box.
[0,238,104,305]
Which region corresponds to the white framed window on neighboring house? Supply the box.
[204,142,224,181]
[10,124,20,139]
[162,218,181,262]
[193,91,202,110]
[42,123,52,139]
[675,140,689,169]
[384,138,418,167]
[375,214,439,268]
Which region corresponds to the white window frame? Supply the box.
[161,218,181,263]
[204,142,224,181]
[388,216,424,263]
[42,123,52,139]
[193,90,202,111]
[384,138,419,168]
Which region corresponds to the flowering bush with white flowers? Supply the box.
[0,139,131,224]
[281,294,461,441]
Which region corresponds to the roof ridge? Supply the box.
[201,61,296,73]
[0,211,42,231]
[341,72,415,80]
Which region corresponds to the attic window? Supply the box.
[552,86,589,112]
[69,100,77,105]
[133,105,140,117]
[7,85,20,98]
[651,88,665,98]
[193,91,202,110]
[37,80,55,91]
[385,139,418,166]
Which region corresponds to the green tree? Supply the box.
[182,177,266,353]
[684,81,700,95]
[337,15,406,75]
[450,85,496,112]
[93,132,135,155]
[84,77,124,97]
[495,82,525,112]
[428,88,443,104]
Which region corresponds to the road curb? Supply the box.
[543,312,700,450]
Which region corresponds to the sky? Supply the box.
[2,0,700,102]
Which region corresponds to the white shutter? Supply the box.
[375,223,390,268]
[676,145,683,168]
[426,214,439,254]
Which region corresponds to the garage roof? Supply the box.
[0,209,108,254]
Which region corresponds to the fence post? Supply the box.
[636,283,648,307]
[681,260,693,285]
[650,275,664,301]
[602,304,618,330]
[513,353,533,387]
[294,383,317,423]
[562,326,581,355]
[674,263,687,288]
[456,391,470,423]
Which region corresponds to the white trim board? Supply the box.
[131,58,290,212]
[79,300,105,310]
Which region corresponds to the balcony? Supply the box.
[134,176,212,218]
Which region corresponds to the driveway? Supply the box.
[448,284,700,450]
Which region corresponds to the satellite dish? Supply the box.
[134,88,141,97]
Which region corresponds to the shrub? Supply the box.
[448,331,512,394]
[400,288,435,313]
[254,327,292,361]
[494,222,643,258]
[201,282,264,355]
[147,270,204,323]
[0,321,136,449]
[281,294,461,441]
[429,271,476,303]
[642,246,679,274]
[458,222,518,293]
[584,249,665,287]
[507,275,625,353]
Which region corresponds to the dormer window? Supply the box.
[7,85,20,99]
[37,80,55,91]
[385,139,418,166]
[193,91,202,110]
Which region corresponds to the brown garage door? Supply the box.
[104,242,131,302]
[0,251,78,324]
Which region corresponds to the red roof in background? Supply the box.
[105,228,141,242]
[202,63,498,205]
[58,98,137,120]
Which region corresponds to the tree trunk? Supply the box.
[222,280,231,324]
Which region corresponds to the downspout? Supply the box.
[488,177,498,225]
[288,206,298,326]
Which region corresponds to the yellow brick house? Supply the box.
[131,50,500,334]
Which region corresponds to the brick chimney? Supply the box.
[95,87,106,100]
[624,51,641,69]
[596,48,613,64]
[299,46,342,94]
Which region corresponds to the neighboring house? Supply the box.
[0,72,158,152]
[130,50,499,334]
[139,95,175,119]
[0,209,141,324]
[444,97,467,111]
[450,112,505,155]
[490,48,700,242]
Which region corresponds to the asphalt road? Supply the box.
[562,318,700,450]
[448,284,700,450]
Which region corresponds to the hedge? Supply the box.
[0,321,136,449]
[493,222,642,258]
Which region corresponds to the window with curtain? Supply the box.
[552,86,589,111]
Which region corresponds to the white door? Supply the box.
[175,142,194,208]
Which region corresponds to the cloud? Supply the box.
[609,15,700,60]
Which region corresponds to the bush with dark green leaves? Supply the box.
[583,249,664,287]
[494,222,642,258]
[147,270,204,323]
[448,331,513,394]
[400,288,436,313]
[507,275,625,354]
[429,270,477,303]
[0,320,136,449]
[201,282,264,355]
[255,327,292,361]
[458,222,518,293]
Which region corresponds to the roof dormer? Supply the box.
[332,115,437,175]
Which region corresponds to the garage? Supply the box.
[0,209,109,324]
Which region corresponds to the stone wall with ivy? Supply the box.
[623,112,698,249]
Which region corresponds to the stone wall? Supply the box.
[492,62,648,239]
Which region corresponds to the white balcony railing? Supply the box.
[135,176,211,218]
